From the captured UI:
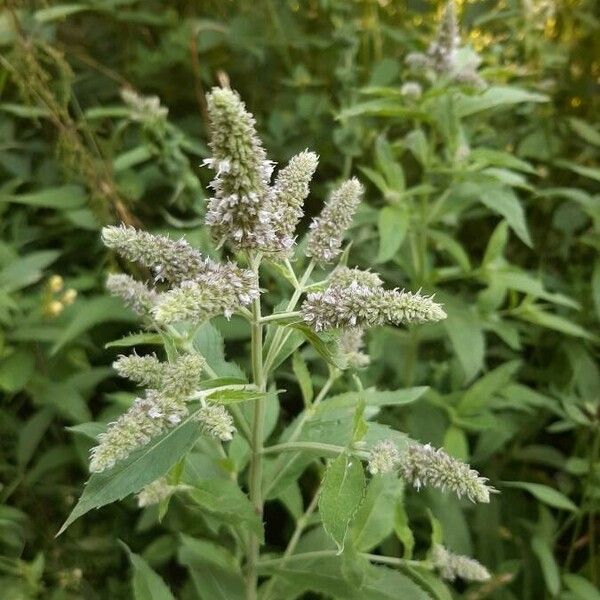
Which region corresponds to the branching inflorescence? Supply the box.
[88,84,495,595]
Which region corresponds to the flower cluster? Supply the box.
[106,274,158,317]
[113,353,206,397]
[89,390,187,473]
[405,1,485,88]
[305,178,363,263]
[338,328,370,368]
[136,477,179,508]
[432,545,491,582]
[398,443,495,503]
[271,150,319,250]
[367,440,401,475]
[152,268,259,324]
[121,88,168,122]
[196,404,236,441]
[301,283,446,332]
[328,266,382,290]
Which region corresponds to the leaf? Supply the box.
[17,409,54,466]
[0,349,35,393]
[394,495,414,559]
[292,352,313,406]
[563,573,600,600]
[593,259,600,321]
[188,479,263,539]
[555,159,600,183]
[57,419,200,534]
[193,322,245,378]
[319,453,366,552]
[339,99,427,120]
[352,474,401,551]
[482,220,509,266]
[374,136,404,191]
[290,323,347,369]
[458,361,521,415]
[478,187,532,247]
[443,426,468,461]
[0,250,60,293]
[0,184,87,209]
[502,481,577,512]
[454,86,548,117]
[35,4,92,22]
[51,296,137,354]
[376,205,409,263]
[518,306,596,341]
[66,422,105,440]
[113,145,154,172]
[105,332,164,348]
[177,535,244,600]
[568,118,600,146]
[531,535,560,596]
[205,388,269,404]
[121,542,175,600]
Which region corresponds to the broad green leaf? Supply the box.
[121,543,175,600]
[113,145,154,172]
[193,322,246,378]
[17,409,54,466]
[478,187,532,247]
[563,573,600,600]
[0,349,35,393]
[455,86,548,117]
[58,419,201,534]
[315,388,428,415]
[428,230,471,272]
[205,388,268,404]
[503,481,577,512]
[352,474,401,551]
[443,426,468,461]
[0,184,86,209]
[482,220,509,266]
[188,479,263,538]
[319,453,366,552]
[339,99,427,120]
[52,296,137,354]
[178,535,244,600]
[458,361,520,415]
[518,307,596,340]
[351,395,368,443]
[374,136,404,191]
[531,535,560,596]
[394,496,414,559]
[66,422,105,440]
[0,250,60,293]
[291,323,347,369]
[292,352,313,406]
[569,118,600,146]
[376,205,409,263]
[555,159,600,183]
[35,4,92,22]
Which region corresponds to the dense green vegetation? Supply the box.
[0,1,598,598]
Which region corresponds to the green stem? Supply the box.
[262,489,320,600]
[246,254,266,600]
[259,311,302,324]
[261,442,347,456]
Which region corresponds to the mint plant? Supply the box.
[60,87,495,599]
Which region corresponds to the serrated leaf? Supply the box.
[319,453,366,552]
[58,419,200,534]
[479,187,532,247]
[503,481,577,512]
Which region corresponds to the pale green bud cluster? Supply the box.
[338,328,370,368]
[113,353,206,397]
[400,81,423,100]
[328,266,383,290]
[121,88,168,123]
[399,443,495,503]
[367,440,401,475]
[89,390,187,473]
[106,273,158,317]
[152,266,259,324]
[271,150,319,250]
[196,404,236,441]
[301,283,446,332]
[102,225,208,284]
[136,477,178,508]
[432,545,491,582]
[306,178,363,263]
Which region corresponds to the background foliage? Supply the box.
[0,0,599,598]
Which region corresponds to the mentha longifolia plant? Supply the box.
[61,86,497,599]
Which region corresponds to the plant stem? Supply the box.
[262,489,320,600]
[261,442,347,456]
[257,550,430,570]
[246,254,266,600]
[260,311,302,324]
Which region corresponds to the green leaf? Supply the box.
[58,419,200,534]
[35,4,92,22]
[105,332,164,348]
[290,323,347,369]
[52,296,138,354]
[188,478,263,539]
[563,573,600,600]
[374,136,404,191]
[531,535,560,596]
[121,542,175,600]
[568,118,600,146]
[319,453,366,552]
[177,535,244,600]
[113,145,154,172]
[352,474,401,551]
[454,86,548,117]
[205,388,269,404]
[292,352,313,406]
[478,187,532,247]
[443,426,468,461]
[503,481,577,512]
[376,205,409,263]
[0,184,87,209]
[482,220,509,266]
[556,159,600,183]
[394,495,414,559]
[0,349,35,393]
[518,306,596,341]
[593,259,600,321]
[0,250,60,293]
